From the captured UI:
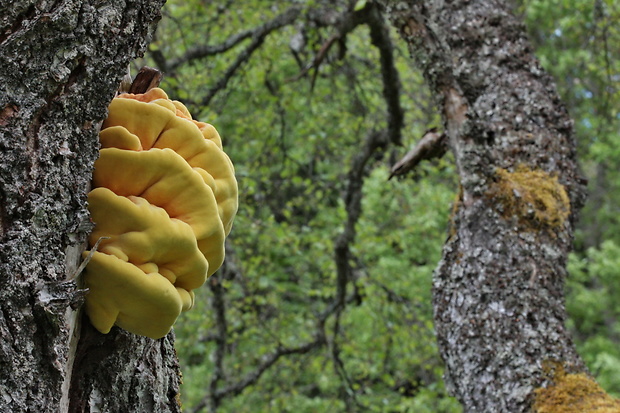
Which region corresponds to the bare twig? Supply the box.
[286,4,368,88]
[388,128,447,179]
[331,129,387,409]
[287,33,341,89]
[193,335,323,413]
[71,236,109,280]
[128,66,163,94]
[214,339,322,400]
[190,6,302,107]
[167,6,301,72]
[288,3,403,140]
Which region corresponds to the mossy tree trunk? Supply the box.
[378,0,601,412]
[0,2,181,412]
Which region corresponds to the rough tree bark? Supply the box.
[376,0,616,412]
[0,2,181,412]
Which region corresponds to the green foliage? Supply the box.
[567,241,620,396]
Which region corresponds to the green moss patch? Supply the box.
[534,365,620,412]
[488,165,570,231]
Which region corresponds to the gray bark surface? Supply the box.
[0,1,175,412]
[379,1,588,412]
[69,322,181,413]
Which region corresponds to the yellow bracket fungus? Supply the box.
[83,88,238,339]
[487,164,570,231]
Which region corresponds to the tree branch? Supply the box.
[167,6,301,72]
[213,339,322,401]
[366,4,404,146]
[331,129,388,409]
[152,6,298,108]
[193,334,323,413]
[388,127,447,179]
[206,274,228,413]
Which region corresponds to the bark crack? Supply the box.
[0,5,35,45]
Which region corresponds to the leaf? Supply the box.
[354,0,367,11]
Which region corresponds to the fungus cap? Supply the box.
[83,88,237,339]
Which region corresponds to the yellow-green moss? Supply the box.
[488,165,570,231]
[534,364,620,413]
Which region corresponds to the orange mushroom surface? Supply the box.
[83,88,238,339]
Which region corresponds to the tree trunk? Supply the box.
[378,0,601,411]
[0,2,180,412]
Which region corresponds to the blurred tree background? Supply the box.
[137,0,619,411]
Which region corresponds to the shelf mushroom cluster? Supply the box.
[83,88,238,339]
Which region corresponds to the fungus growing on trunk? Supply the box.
[83,88,238,339]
